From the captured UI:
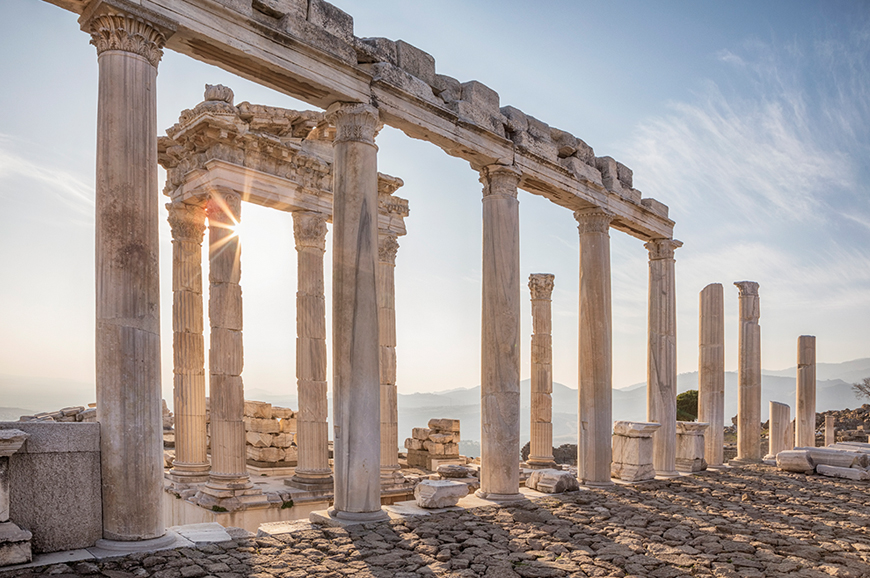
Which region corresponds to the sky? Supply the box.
[1,0,869,410]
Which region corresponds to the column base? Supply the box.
[580,479,614,488]
[94,532,178,553]
[474,489,526,503]
[526,458,557,470]
[728,457,762,467]
[194,473,269,512]
[0,522,32,566]
[310,507,390,527]
[167,463,210,485]
[706,463,731,470]
[285,470,334,492]
[654,470,682,479]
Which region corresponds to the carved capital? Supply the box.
[205,191,241,225]
[88,14,165,68]
[378,233,400,264]
[479,164,521,198]
[644,238,683,260]
[734,281,759,297]
[528,273,555,300]
[735,281,760,322]
[325,102,381,145]
[167,202,207,242]
[573,208,612,235]
[293,211,328,251]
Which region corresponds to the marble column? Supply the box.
[795,335,817,448]
[167,201,210,485]
[288,211,333,490]
[199,192,256,507]
[477,164,522,502]
[326,102,387,522]
[734,281,762,463]
[646,238,682,477]
[528,273,556,469]
[378,232,401,482]
[575,208,613,486]
[764,401,791,461]
[697,283,725,467]
[825,415,835,447]
[88,13,166,541]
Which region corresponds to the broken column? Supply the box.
[646,238,682,477]
[675,421,709,472]
[611,421,660,482]
[528,273,556,469]
[88,11,167,541]
[288,211,332,490]
[697,283,725,467]
[795,335,816,448]
[764,401,791,462]
[378,232,401,482]
[167,201,210,486]
[734,281,762,464]
[825,415,835,447]
[326,102,387,522]
[575,209,614,486]
[0,430,31,566]
[477,164,522,501]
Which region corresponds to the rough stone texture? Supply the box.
[526,469,579,494]
[394,40,436,86]
[414,480,468,508]
[0,423,101,554]
[817,464,870,481]
[675,421,709,473]
[404,421,462,470]
[0,522,32,566]
[777,449,815,472]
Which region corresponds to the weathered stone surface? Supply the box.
[436,464,476,478]
[244,417,280,434]
[428,419,460,432]
[526,469,579,493]
[414,480,468,508]
[777,449,815,472]
[271,433,295,448]
[246,446,284,463]
[395,40,436,85]
[243,401,272,419]
[675,421,708,473]
[412,427,431,440]
[307,0,354,43]
[0,521,32,566]
[817,464,870,481]
[404,438,424,451]
[423,441,458,456]
[796,446,869,468]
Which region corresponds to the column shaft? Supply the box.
[735,281,762,463]
[576,209,613,486]
[825,415,835,447]
[697,283,725,467]
[795,335,816,448]
[528,274,555,468]
[90,13,165,541]
[646,239,682,477]
[378,233,401,479]
[765,401,791,460]
[477,165,522,501]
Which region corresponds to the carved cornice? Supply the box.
[378,233,400,264]
[378,193,410,218]
[573,208,612,235]
[205,192,241,225]
[644,238,683,261]
[528,273,555,300]
[88,14,165,68]
[293,211,328,251]
[167,202,207,242]
[325,103,381,145]
[479,164,521,198]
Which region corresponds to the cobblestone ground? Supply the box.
[5,465,870,578]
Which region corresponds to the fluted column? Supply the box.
[167,201,210,485]
[528,274,556,469]
[326,102,387,522]
[378,232,401,481]
[734,281,762,463]
[200,192,255,505]
[795,335,816,448]
[288,211,333,489]
[88,12,166,542]
[476,164,522,502]
[697,283,725,467]
[575,209,613,486]
[646,238,682,477]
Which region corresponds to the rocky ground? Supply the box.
[6,464,870,578]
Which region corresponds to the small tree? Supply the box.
[852,377,870,400]
[676,389,699,421]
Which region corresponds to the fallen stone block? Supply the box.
[436,464,476,479]
[777,449,815,473]
[526,469,579,494]
[796,447,868,468]
[611,461,657,483]
[817,464,870,481]
[414,479,468,508]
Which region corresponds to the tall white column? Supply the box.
[326,103,387,522]
[378,232,401,481]
[575,209,613,486]
[697,283,725,467]
[646,238,682,477]
[734,281,762,463]
[288,211,333,489]
[167,201,210,485]
[88,12,166,541]
[795,335,816,448]
[528,273,556,469]
[476,164,522,502]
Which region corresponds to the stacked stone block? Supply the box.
[204,399,299,468]
[404,419,461,470]
[19,401,173,427]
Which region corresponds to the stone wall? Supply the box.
[0,422,101,554]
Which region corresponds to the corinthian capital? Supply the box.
[573,208,612,235]
[325,103,381,145]
[293,211,328,251]
[88,14,166,68]
[479,164,521,198]
[528,274,555,300]
[205,191,241,225]
[644,238,683,260]
[167,202,206,242]
[378,233,400,265]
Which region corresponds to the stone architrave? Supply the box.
[675,421,709,472]
[576,209,614,486]
[795,336,817,448]
[378,232,401,481]
[167,201,210,485]
[646,238,682,477]
[611,421,660,483]
[87,12,168,542]
[734,281,762,464]
[825,415,835,447]
[288,211,333,489]
[697,283,725,467]
[764,401,791,462]
[0,430,31,566]
[528,273,556,469]
[326,102,388,522]
[476,164,523,502]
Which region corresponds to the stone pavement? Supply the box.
[4,464,870,578]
